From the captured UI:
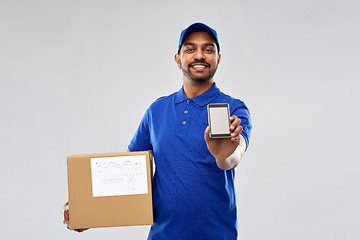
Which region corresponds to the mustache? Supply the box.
[188,61,210,68]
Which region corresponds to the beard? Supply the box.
[180,60,218,83]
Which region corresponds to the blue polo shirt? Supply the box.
[128,83,252,240]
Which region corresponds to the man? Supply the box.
[128,22,252,239]
[64,22,252,239]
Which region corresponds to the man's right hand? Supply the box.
[63,202,89,232]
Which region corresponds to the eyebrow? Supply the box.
[183,42,216,48]
[204,43,216,48]
[183,42,195,47]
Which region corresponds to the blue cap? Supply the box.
[177,22,220,53]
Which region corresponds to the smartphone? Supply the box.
[207,103,231,138]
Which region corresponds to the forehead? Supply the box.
[183,31,217,45]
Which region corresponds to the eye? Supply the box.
[204,48,214,53]
[185,48,194,52]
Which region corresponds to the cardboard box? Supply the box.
[67,151,154,229]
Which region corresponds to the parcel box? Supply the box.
[67,151,154,229]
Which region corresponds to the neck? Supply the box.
[182,77,214,98]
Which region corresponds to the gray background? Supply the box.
[1,0,359,239]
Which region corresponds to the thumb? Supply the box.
[204,126,211,142]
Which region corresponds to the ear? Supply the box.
[174,54,181,69]
[217,53,221,64]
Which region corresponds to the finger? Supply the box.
[229,116,241,131]
[229,115,240,126]
[230,135,240,144]
[63,202,89,232]
[63,202,70,224]
[75,228,89,232]
[231,125,243,138]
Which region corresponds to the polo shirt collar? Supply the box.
[174,82,221,107]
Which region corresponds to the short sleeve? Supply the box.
[128,108,153,151]
[231,101,252,150]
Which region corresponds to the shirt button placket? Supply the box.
[182,100,190,127]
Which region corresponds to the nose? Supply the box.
[193,49,205,61]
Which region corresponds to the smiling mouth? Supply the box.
[192,65,206,68]
[190,63,209,71]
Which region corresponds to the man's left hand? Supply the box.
[204,115,243,161]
